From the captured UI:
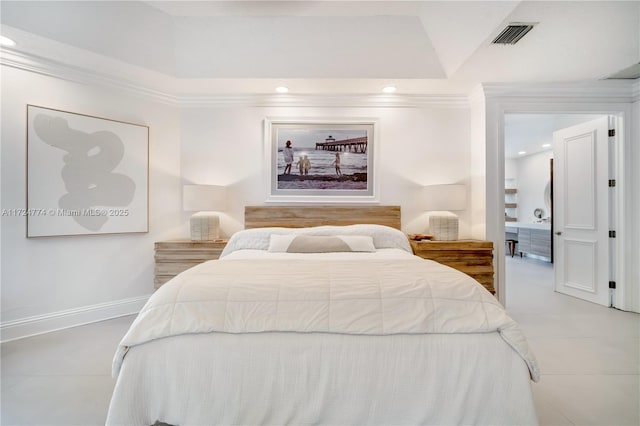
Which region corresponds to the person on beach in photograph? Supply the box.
[296,156,304,175]
[283,140,294,174]
[302,155,311,175]
[332,152,342,176]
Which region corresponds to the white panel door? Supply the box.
[553,117,609,306]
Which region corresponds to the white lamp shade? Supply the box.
[423,184,467,211]
[183,185,227,212]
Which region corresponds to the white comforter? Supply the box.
[113,251,538,382]
[109,240,540,425]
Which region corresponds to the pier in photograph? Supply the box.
[315,135,367,153]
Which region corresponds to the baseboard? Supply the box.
[0,295,150,343]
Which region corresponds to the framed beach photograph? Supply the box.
[265,118,379,203]
[26,105,149,237]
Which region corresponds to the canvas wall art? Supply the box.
[265,118,378,203]
[26,105,149,237]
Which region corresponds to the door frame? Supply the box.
[483,90,632,310]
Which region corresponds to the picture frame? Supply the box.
[26,105,149,237]
[265,117,379,203]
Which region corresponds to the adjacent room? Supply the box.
[503,113,610,302]
[1,1,639,425]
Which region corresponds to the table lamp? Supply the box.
[183,185,227,241]
[423,184,467,241]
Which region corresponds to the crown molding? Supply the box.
[3,48,635,108]
[1,47,469,109]
[177,93,469,108]
[0,48,179,105]
[467,84,486,105]
[481,81,636,103]
[632,80,640,102]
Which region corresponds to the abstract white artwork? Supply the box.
[26,105,149,237]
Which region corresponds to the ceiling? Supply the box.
[504,113,605,159]
[1,1,638,95]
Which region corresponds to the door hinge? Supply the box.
[609,129,616,137]
[608,179,616,187]
[609,281,616,289]
[609,230,616,238]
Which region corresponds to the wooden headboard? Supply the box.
[245,206,401,230]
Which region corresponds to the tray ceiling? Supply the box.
[1,1,638,94]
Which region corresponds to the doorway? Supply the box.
[503,113,608,307]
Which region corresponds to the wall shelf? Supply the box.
[505,188,517,222]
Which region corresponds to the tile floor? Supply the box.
[505,255,639,426]
[1,256,638,425]
[1,315,133,425]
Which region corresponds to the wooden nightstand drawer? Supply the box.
[409,239,495,295]
[154,239,227,289]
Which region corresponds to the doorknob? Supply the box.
[555,231,562,236]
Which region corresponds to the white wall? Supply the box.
[504,159,517,181]
[1,63,474,338]
[629,99,640,312]
[515,151,553,223]
[0,66,182,336]
[180,105,473,238]
[469,89,486,240]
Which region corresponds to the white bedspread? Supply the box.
[113,252,538,382]
[108,331,537,426]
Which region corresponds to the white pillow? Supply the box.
[268,234,376,253]
[220,224,412,258]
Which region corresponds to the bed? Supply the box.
[107,206,539,426]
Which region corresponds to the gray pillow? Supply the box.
[268,234,376,253]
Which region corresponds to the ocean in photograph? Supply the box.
[277,148,368,190]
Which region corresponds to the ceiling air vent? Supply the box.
[492,23,536,45]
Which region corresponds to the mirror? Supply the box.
[544,181,551,210]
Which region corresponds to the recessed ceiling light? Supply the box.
[382,86,397,93]
[0,35,16,47]
[275,86,289,93]
[518,151,527,155]
[542,143,551,148]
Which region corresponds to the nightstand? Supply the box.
[154,239,228,289]
[409,239,495,294]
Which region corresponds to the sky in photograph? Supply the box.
[277,129,367,148]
